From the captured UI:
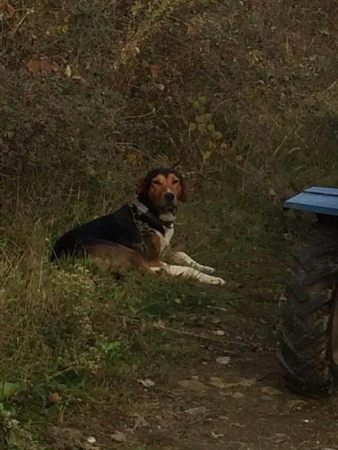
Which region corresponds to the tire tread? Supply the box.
[278,226,338,396]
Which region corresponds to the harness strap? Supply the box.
[130,200,174,236]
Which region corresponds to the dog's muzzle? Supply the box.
[164,192,175,203]
[161,191,177,208]
[159,193,177,222]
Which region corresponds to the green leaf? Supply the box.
[195,115,204,123]
[213,131,223,140]
[0,381,24,400]
[106,341,121,360]
[8,429,22,446]
[207,124,215,132]
[198,123,206,132]
[203,150,212,160]
[189,122,197,131]
[200,114,211,124]
[198,95,207,105]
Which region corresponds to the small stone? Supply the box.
[274,433,288,444]
[216,356,231,365]
[209,377,226,389]
[232,392,245,399]
[111,431,126,443]
[260,386,282,396]
[286,399,306,410]
[87,436,96,444]
[184,406,207,415]
[214,330,225,336]
[138,379,155,387]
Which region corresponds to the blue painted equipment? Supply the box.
[279,186,338,397]
[284,186,338,216]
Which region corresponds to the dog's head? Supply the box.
[137,168,187,221]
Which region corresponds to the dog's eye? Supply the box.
[172,179,179,184]
[152,180,162,186]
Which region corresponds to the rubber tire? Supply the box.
[278,224,338,397]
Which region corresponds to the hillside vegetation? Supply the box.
[1,0,338,448]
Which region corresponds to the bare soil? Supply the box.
[49,302,338,450]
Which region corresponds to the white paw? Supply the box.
[206,276,225,286]
[200,265,216,274]
[216,277,226,286]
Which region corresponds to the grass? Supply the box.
[1,0,338,447]
[0,189,287,447]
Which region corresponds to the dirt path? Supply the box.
[52,301,338,450]
[118,354,337,449]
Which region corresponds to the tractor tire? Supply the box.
[278,224,338,396]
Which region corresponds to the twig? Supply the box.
[11,8,34,36]
[273,127,296,156]
[117,315,259,349]
[154,323,255,348]
[155,323,220,342]
[0,264,12,288]
[222,157,254,174]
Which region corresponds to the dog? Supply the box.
[51,168,225,285]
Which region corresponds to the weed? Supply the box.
[0,403,45,450]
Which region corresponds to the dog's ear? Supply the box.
[178,174,188,202]
[137,173,151,197]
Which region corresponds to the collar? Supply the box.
[130,199,175,236]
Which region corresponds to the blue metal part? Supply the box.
[284,187,338,216]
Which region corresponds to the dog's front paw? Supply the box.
[208,276,225,286]
[201,264,216,274]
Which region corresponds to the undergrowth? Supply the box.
[1,0,338,447]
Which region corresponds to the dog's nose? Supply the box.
[165,192,175,202]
